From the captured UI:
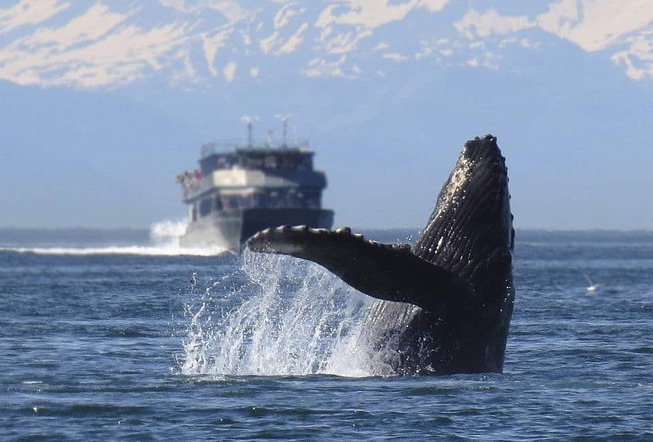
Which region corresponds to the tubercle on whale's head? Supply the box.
[461,134,505,165]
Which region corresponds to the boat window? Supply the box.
[200,198,212,217]
[223,196,236,210]
[240,195,253,208]
[211,189,323,210]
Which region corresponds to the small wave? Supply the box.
[0,220,229,256]
[0,245,226,256]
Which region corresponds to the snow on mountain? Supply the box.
[1,0,652,89]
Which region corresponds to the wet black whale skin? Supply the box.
[247,135,515,375]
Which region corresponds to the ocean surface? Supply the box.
[1,225,652,440]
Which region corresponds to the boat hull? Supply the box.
[179,208,334,252]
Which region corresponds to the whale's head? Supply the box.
[413,134,514,372]
[415,134,513,272]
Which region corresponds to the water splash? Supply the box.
[149,220,187,248]
[180,251,397,377]
[147,219,228,256]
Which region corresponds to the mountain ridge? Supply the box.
[1,1,652,89]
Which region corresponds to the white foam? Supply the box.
[0,245,225,256]
[149,220,187,248]
[179,252,391,377]
[0,219,229,256]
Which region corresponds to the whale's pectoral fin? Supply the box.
[246,226,472,312]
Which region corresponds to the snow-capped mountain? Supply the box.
[1,0,652,230]
[1,0,652,89]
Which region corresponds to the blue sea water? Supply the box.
[0,228,652,440]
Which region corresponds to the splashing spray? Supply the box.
[180,251,399,377]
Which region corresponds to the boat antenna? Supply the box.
[266,129,274,148]
[241,115,258,148]
[275,114,292,148]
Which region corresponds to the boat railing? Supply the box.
[201,139,311,158]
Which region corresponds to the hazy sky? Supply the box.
[1,0,652,230]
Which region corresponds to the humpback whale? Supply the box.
[247,135,514,375]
